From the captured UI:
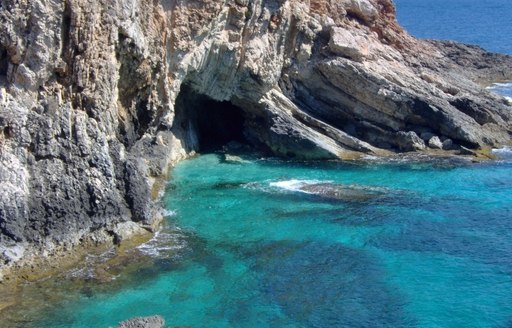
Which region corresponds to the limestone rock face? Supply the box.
[0,0,511,270]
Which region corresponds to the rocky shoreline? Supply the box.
[1,0,511,284]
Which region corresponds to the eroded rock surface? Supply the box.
[116,315,165,328]
[0,0,511,275]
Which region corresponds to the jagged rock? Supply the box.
[116,315,165,328]
[0,0,511,274]
[396,131,426,151]
[0,245,25,263]
[428,136,444,149]
[329,27,369,61]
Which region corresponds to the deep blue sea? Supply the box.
[395,0,512,98]
[395,0,512,55]
[2,1,512,328]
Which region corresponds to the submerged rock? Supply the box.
[116,315,165,328]
[0,0,511,273]
[299,183,387,202]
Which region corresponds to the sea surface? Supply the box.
[5,152,512,327]
[2,1,512,328]
[395,0,512,99]
[395,0,512,55]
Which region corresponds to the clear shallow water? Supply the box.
[11,152,512,327]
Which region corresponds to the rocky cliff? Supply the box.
[1,0,511,279]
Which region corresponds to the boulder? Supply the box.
[396,131,426,151]
[117,315,165,328]
[428,136,443,149]
[442,138,455,150]
[329,27,369,61]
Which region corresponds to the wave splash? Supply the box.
[487,82,512,98]
[137,226,187,258]
[269,179,328,194]
[268,179,392,202]
[492,146,512,160]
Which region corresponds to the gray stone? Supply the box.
[420,132,435,142]
[117,315,165,328]
[442,138,455,150]
[428,136,444,149]
[1,245,25,262]
[396,131,426,151]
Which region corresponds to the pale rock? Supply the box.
[111,222,149,244]
[1,245,25,262]
[396,131,426,151]
[329,27,369,61]
[341,0,378,23]
[428,136,443,149]
[116,315,165,328]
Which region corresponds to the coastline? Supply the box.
[0,145,502,287]
[1,144,511,324]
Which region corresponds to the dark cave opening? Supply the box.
[0,45,8,78]
[174,85,250,152]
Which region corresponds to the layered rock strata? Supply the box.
[1,0,511,278]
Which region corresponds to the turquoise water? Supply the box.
[21,152,512,327]
[3,2,512,327]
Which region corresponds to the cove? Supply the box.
[4,151,512,327]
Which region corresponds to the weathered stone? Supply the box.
[116,315,165,328]
[442,138,455,150]
[428,136,443,149]
[329,27,369,61]
[396,131,426,151]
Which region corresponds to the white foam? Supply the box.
[162,209,177,217]
[491,146,512,159]
[487,82,512,99]
[269,179,329,194]
[487,82,512,88]
[136,228,187,258]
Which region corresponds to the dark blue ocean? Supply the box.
[395,0,512,98]
[2,1,512,327]
[395,0,512,55]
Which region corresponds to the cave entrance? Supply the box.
[174,85,250,152]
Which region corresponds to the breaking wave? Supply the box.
[136,226,187,258]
